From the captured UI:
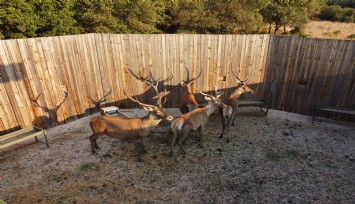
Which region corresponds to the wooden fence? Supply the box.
[0,34,354,133]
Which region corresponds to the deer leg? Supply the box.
[169,131,179,157]
[94,140,100,149]
[225,119,232,143]
[231,111,237,126]
[89,133,101,154]
[219,114,227,139]
[134,137,145,162]
[178,129,190,155]
[198,126,204,148]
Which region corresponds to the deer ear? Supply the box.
[204,96,212,101]
[142,106,155,111]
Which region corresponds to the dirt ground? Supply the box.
[0,108,354,204]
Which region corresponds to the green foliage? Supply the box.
[319,5,355,22]
[0,0,324,39]
[0,0,38,38]
[34,0,82,37]
[114,1,166,33]
[261,0,314,34]
[266,149,281,161]
[286,150,300,158]
[77,162,99,176]
[75,0,126,33]
[266,149,302,161]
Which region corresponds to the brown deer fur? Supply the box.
[219,80,254,141]
[89,85,172,162]
[166,67,202,114]
[89,106,173,162]
[170,91,225,157]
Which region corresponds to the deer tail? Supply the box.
[171,117,184,133]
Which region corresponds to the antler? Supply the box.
[210,83,223,95]
[152,90,171,106]
[88,87,112,105]
[165,67,202,84]
[31,92,50,112]
[124,88,156,109]
[128,68,152,82]
[165,67,185,83]
[129,68,172,106]
[53,85,68,112]
[31,85,68,112]
[230,68,247,84]
[187,68,202,83]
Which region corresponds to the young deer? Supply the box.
[170,89,226,157]
[89,88,173,162]
[219,68,254,141]
[166,67,202,114]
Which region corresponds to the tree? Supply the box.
[0,0,38,39]
[114,1,166,33]
[261,0,315,35]
[33,0,82,37]
[211,1,270,34]
[172,1,219,34]
[74,0,127,33]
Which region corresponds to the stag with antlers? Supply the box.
[170,88,226,157]
[31,85,68,126]
[219,68,254,141]
[89,85,172,162]
[166,67,202,114]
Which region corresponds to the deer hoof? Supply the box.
[219,135,224,139]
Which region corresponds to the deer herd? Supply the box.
[89,67,254,162]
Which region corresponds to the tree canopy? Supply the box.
[0,0,324,39]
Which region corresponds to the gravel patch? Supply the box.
[0,109,354,204]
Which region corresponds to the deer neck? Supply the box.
[183,84,193,94]
[228,86,243,101]
[141,112,161,127]
[203,101,218,116]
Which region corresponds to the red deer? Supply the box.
[166,67,202,114]
[219,68,254,141]
[89,87,173,162]
[170,89,226,157]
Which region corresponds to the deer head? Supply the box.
[198,88,226,108]
[230,68,254,94]
[124,88,173,121]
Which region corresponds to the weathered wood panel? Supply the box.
[263,35,355,116]
[0,34,354,134]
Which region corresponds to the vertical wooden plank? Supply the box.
[0,41,17,131]
[2,40,34,126]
